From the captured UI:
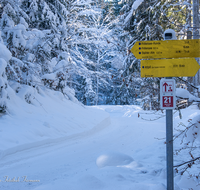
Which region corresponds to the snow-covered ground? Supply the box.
[0,89,200,190]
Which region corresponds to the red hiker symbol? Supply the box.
[168,86,173,92]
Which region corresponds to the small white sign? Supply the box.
[160,79,176,109]
[162,81,174,93]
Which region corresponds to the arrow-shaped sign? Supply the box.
[141,58,200,78]
[131,39,200,59]
[163,82,168,92]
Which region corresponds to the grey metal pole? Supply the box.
[166,108,174,190]
[164,28,175,189]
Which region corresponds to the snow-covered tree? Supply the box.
[0,34,12,113]
[66,0,125,105]
[0,0,78,103]
[117,0,193,109]
[0,0,196,108]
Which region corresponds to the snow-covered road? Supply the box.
[0,105,169,190]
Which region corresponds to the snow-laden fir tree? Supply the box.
[118,0,170,109]
[0,31,12,113]
[68,0,126,105]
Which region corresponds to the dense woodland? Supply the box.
[0,0,200,185]
[0,0,199,112]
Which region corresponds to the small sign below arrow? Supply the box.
[160,79,176,109]
[162,81,174,93]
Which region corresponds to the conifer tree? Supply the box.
[0,34,12,113]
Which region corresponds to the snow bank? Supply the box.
[0,86,110,159]
[2,104,200,190]
[176,88,200,102]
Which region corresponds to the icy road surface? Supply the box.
[0,105,198,190]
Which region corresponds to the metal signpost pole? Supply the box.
[160,77,175,190]
[166,108,174,190]
[165,77,174,190]
[164,30,176,190]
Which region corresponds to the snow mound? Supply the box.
[96,152,133,168]
[176,88,200,102]
[0,86,110,158]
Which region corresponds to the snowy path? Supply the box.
[0,105,170,190]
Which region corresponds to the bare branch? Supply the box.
[174,157,200,168]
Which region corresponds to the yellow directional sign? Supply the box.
[131,39,200,59]
[141,58,200,78]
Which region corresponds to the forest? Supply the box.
[0,0,199,112]
[0,1,200,188]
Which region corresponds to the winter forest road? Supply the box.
[0,105,167,190]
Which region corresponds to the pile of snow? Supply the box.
[176,88,200,102]
[0,85,110,158]
[1,100,200,190]
[96,152,133,168]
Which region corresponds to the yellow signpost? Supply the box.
[131,39,200,59]
[141,58,200,78]
[130,31,200,190]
